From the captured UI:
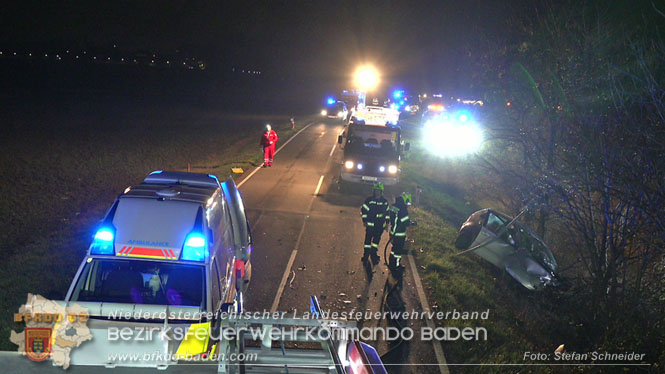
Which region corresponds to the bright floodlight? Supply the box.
[423,117,484,157]
[354,65,380,91]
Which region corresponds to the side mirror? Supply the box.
[338,135,343,144]
[404,142,411,151]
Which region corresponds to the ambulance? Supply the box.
[62,171,253,367]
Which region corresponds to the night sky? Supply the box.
[1,0,532,94]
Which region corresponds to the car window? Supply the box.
[70,259,205,308]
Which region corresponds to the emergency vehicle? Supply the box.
[338,106,409,185]
[62,171,253,367]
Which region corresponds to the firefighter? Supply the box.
[260,124,279,167]
[361,183,390,265]
[389,192,414,275]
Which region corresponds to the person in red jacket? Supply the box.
[260,124,279,167]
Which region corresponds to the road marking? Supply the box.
[237,121,315,188]
[270,225,304,312]
[407,254,450,374]
[328,143,336,157]
[314,175,324,196]
[270,130,339,313]
[319,131,326,138]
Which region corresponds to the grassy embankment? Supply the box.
[0,105,315,350]
[398,123,587,374]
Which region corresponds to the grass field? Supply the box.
[398,122,575,373]
[0,100,314,350]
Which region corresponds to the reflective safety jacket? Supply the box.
[260,130,279,148]
[389,197,411,237]
[361,195,390,229]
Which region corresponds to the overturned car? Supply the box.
[454,209,560,290]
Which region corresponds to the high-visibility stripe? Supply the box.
[401,215,410,222]
[371,243,379,248]
[394,232,406,237]
[367,222,375,226]
[362,204,370,210]
[175,322,211,357]
[364,245,371,248]
[361,214,367,218]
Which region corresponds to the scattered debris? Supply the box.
[347,270,356,275]
[338,293,346,297]
[231,167,244,174]
[420,266,426,270]
[342,300,352,304]
[288,270,296,288]
[356,295,362,299]
[298,265,306,271]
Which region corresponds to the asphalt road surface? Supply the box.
[0,118,446,374]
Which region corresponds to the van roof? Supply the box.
[121,183,217,205]
[143,171,221,188]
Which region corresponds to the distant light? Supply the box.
[354,65,380,91]
[66,50,69,53]
[44,54,48,57]
[357,163,363,170]
[423,119,484,157]
[393,90,402,99]
[107,57,110,60]
[388,165,398,174]
[121,58,124,61]
[459,114,468,122]
[345,160,354,169]
[379,166,386,172]
[76,56,79,59]
[167,60,170,64]
[321,109,327,116]
[93,56,97,59]
[506,101,511,107]
[327,97,335,105]
[400,100,404,105]
[28,53,32,57]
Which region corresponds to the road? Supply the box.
[0,118,446,374]
[239,119,444,374]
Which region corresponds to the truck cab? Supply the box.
[337,106,409,185]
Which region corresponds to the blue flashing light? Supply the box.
[458,113,469,122]
[181,232,207,262]
[90,227,115,255]
[327,97,336,105]
[400,100,404,105]
[393,90,402,99]
[149,170,163,175]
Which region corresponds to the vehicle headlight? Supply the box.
[379,166,386,172]
[344,160,354,169]
[357,163,363,170]
[321,110,327,116]
[388,165,398,174]
[337,111,344,117]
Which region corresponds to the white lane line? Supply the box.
[407,254,450,374]
[319,131,326,138]
[314,175,324,196]
[237,121,315,188]
[328,143,336,157]
[270,132,338,312]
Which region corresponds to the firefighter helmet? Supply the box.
[373,182,384,192]
[401,192,412,205]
